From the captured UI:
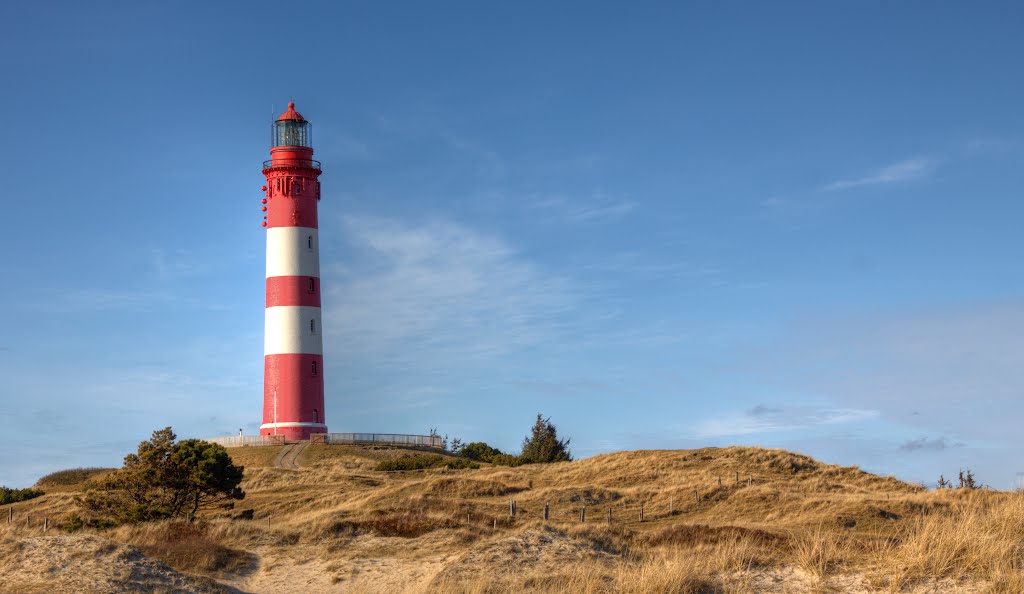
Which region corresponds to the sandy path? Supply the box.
[273,442,307,469]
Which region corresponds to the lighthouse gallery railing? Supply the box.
[262,158,321,170]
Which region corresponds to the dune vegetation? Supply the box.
[1,444,1023,593]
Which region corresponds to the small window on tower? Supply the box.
[307,235,313,250]
[311,361,318,376]
[313,409,318,423]
[310,319,316,333]
[308,278,316,293]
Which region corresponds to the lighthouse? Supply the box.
[260,102,327,440]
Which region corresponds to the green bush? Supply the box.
[489,454,525,467]
[0,487,44,505]
[36,467,112,488]
[375,455,445,471]
[460,442,503,462]
[445,458,480,470]
[62,512,117,532]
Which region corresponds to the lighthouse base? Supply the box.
[260,423,328,441]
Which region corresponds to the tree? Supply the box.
[82,427,244,524]
[520,414,572,464]
[958,469,977,490]
[461,442,503,462]
[936,474,950,489]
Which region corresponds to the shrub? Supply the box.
[80,427,245,524]
[0,487,44,505]
[445,458,480,470]
[520,414,572,464]
[489,454,525,467]
[461,442,503,462]
[37,467,113,488]
[376,455,445,471]
[62,512,117,532]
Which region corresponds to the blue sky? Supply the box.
[2,2,1023,488]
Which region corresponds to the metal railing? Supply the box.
[316,433,444,448]
[205,435,284,447]
[262,158,321,171]
[202,433,442,448]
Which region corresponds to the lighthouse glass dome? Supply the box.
[272,119,312,148]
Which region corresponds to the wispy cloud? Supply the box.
[900,436,965,452]
[151,248,207,283]
[322,216,575,364]
[533,193,636,223]
[823,157,932,191]
[696,405,879,438]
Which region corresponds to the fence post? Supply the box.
[639,503,644,522]
[607,508,612,525]
[7,507,11,524]
[735,471,740,484]
[694,489,700,504]
[718,476,722,487]
[26,514,30,529]
[580,505,586,523]
[493,518,497,531]
[747,475,752,487]
[544,502,549,522]
[669,496,673,516]
[44,517,48,532]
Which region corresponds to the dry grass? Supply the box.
[3,445,1022,593]
[34,467,115,490]
[111,520,258,578]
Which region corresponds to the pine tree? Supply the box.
[520,414,572,464]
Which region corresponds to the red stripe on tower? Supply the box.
[260,102,327,440]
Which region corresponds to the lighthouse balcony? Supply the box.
[263,158,321,171]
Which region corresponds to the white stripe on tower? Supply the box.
[266,227,320,277]
[264,306,323,355]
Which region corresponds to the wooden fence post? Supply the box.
[694,489,700,504]
[607,508,612,525]
[718,476,722,487]
[544,502,549,522]
[7,507,11,524]
[669,496,673,516]
[26,514,30,529]
[44,517,48,532]
[747,475,752,487]
[639,503,644,522]
[493,518,497,531]
[735,471,740,484]
[580,505,586,523]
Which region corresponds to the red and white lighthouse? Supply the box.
[260,102,327,440]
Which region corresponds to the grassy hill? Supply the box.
[1,445,1022,593]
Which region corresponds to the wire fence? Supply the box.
[313,433,444,448]
[204,435,285,447]
[203,433,443,448]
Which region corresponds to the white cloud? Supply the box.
[533,193,636,223]
[823,157,932,191]
[695,405,879,438]
[321,216,575,365]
